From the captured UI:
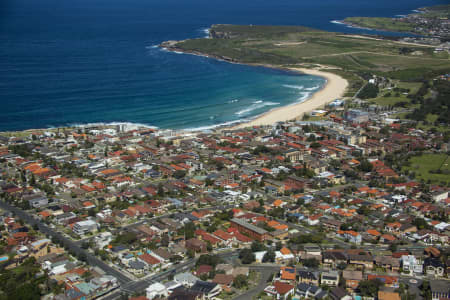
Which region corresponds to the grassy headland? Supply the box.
[162,24,449,86]
[343,4,450,36]
[343,17,416,33]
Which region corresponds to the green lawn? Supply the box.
[343,17,416,33]
[396,81,422,94]
[403,154,450,184]
[369,96,409,106]
[415,114,449,133]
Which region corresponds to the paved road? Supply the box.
[0,199,132,285]
[102,249,240,299]
[233,266,276,300]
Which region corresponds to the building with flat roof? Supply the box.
[73,220,98,235]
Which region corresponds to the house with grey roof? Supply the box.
[174,272,199,287]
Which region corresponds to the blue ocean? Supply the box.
[0,0,446,131]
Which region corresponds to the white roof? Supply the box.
[276,251,295,259]
[147,282,166,292]
[254,251,267,261]
[75,220,97,227]
[435,222,450,230]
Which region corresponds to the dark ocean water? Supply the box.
[0,0,446,131]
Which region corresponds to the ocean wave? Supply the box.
[253,100,263,104]
[228,99,239,104]
[304,85,320,91]
[297,92,311,102]
[145,45,159,49]
[71,121,158,130]
[197,27,210,38]
[184,119,247,132]
[235,101,279,116]
[159,47,184,54]
[330,20,373,30]
[283,84,304,90]
[158,47,185,54]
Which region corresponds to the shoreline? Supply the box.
[0,46,348,135]
[159,42,349,130]
[231,67,348,129]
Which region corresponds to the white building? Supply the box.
[73,220,98,235]
[391,194,408,203]
[174,272,199,287]
[94,232,113,249]
[401,255,423,274]
[146,282,169,299]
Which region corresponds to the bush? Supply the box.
[358,83,379,99]
[262,250,275,263]
[233,274,248,288]
[239,248,255,264]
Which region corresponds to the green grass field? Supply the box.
[396,81,422,94]
[403,154,450,184]
[369,96,410,106]
[343,5,450,35]
[174,25,450,76]
[343,17,416,33]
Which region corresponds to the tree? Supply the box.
[239,248,255,264]
[357,205,370,216]
[389,243,398,252]
[170,255,183,263]
[310,142,321,149]
[268,207,285,219]
[157,184,165,197]
[187,249,195,259]
[173,170,186,179]
[412,217,430,230]
[112,232,137,246]
[358,83,379,99]
[251,241,266,252]
[196,254,221,267]
[275,241,283,251]
[161,234,170,247]
[233,274,248,289]
[289,233,324,244]
[183,222,196,240]
[358,159,373,172]
[30,174,36,186]
[262,250,275,263]
[302,258,319,268]
[357,279,383,297]
[78,252,87,262]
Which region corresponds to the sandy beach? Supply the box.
[232,67,348,129]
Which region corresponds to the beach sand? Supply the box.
[232,67,348,129]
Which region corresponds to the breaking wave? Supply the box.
[235,101,279,116]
